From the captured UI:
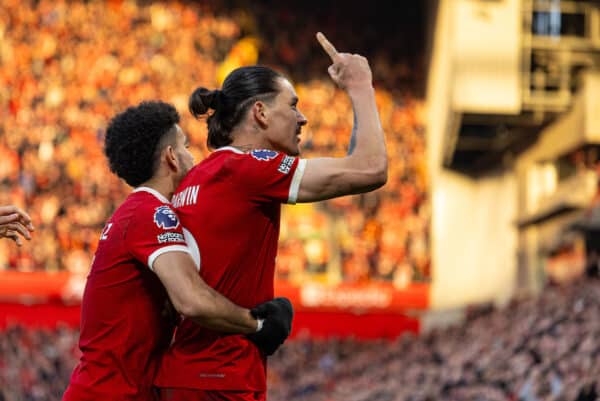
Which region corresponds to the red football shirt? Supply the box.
[63,187,191,401]
[155,147,306,391]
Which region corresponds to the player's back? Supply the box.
[173,150,284,307]
[156,147,305,392]
[63,189,182,401]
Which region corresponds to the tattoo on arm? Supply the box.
[347,110,357,155]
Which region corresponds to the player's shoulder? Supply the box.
[121,188,176,223]
[210,147,297,181]
[128,188,169,209]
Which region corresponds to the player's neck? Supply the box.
[137,178,174,204]
[226,143,256,153]
[229,127,269,152]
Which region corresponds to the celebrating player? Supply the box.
[62,101,293,401]
[155,33,387,401]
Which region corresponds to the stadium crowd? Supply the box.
[0,0,429,285]
[2,278,599,401]
[268,278,600,401]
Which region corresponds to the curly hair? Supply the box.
[104,101,180,187]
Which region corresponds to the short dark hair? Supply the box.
[104,101,180,187]
[188,65,282,149]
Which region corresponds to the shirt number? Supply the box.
[100,223,113,240]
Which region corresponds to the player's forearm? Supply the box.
[155,252,258,333]
[296,87,387,201]
[181,286,258,334]
[188,309,257,334]
[346,85,387,184]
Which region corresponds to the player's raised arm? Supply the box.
[296,32,387,202]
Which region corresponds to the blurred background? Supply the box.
[1,0,600,400]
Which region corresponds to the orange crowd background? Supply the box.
[0,0,428,288]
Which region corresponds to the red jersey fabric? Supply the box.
[155,147,306,391]
[63,188,191,401]
[159,387,266,401]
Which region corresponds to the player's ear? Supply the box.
[252,101,268,128]
[165,145,178,171]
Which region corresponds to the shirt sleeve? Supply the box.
[124,203,191,271]
[233,149,307,204]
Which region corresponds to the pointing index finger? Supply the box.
[316,32,339,61]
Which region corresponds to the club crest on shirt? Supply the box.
[250,149,278,161]
[153,205,180,230]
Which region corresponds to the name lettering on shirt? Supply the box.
[172,185,200,208]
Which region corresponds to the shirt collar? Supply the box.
[213,146,245,154]
[132,186,170,203]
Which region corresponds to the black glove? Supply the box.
[246,297,294,356]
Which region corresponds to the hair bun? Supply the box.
[189,88,222,118]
